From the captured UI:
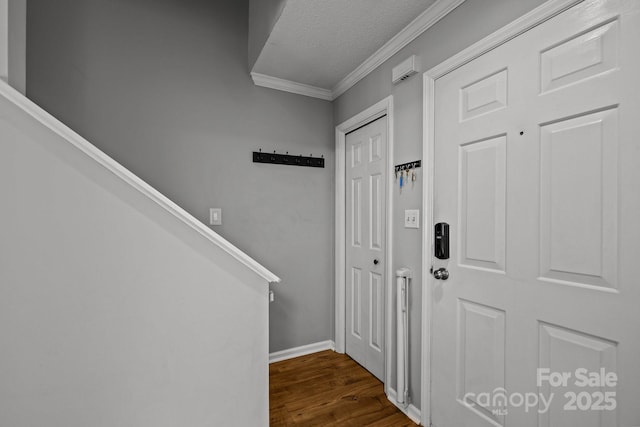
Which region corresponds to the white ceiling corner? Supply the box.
[250,0,466,100]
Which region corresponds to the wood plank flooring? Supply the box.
[270,350,419,426]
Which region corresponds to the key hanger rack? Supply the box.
[394,160,421,174]
[253,149,324,168]
[395,160,421,189]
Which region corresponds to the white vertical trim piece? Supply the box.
[384,101,395,396]
[0,80,281,284]
[420,1,585,425]
[335,96,394,394]
[268,340,336,364]
[332,0,466,99]
[421,72,436,427]
[334,124,347,353]
[251,72,333,101]
[386,387,422,425]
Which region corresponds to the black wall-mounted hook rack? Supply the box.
[253,150,324,168]
[394,160,421,173]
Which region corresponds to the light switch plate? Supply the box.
[209,208,222,226]
[404,209,419,229]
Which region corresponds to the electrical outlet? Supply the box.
[209,208,222,226]
[404,209,419,229]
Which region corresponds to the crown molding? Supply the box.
[251,72,333,101]
[331,0,466,99]
[250,0,465,101]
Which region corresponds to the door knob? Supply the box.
[433,268,449,280]
[373,259,379,265]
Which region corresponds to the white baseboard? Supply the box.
[269,340,336,364]
[387,388,422,425]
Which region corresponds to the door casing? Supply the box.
[335,96,394,393]
[421,0,584,425]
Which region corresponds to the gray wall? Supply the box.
[26,0,334,353]
[26,0,553,413]
[248,0,287,70]
[8,0,26,93]
[0,85,271,427]
[334,0,547,409]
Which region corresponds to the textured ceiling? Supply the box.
[251,0,437,90]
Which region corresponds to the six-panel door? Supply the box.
[345,116,387,381]
[431,0,640,425]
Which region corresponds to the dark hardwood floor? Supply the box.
[270,350,419,426]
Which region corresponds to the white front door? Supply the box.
[431,1,640,426]
[345,116,387,381]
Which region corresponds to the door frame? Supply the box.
[420,0,583,425]
[335,95,394,391]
